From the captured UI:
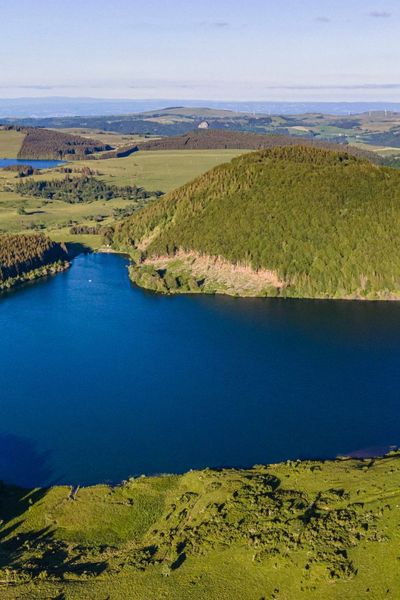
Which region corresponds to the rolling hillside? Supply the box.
[0,127,112,160]
[4,106,400,161]
[114,146,400,300]
[137,129,378,159]
[99,129,380,163]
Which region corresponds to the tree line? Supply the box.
[15,175,164,204]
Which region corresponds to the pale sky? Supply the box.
[1,0,398,100]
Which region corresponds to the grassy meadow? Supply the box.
[1,454,399,599]
[78,149,248,190]
[0,130,25,158]
[0,130,245,248]
[54,128,159,148]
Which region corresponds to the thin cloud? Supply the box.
[315,16,331,23]
[198,20,230,28]
[260,83,400,90]
[0,84,57,90]
[2,81,400,94]
[121,20,231,31]
[368,10,392,18]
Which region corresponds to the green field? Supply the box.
[54,128,159,148]
[79,149,248,191]
[1,454,399,599]
[0,130,25,158]
[0,149,245,247]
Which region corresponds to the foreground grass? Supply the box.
[1,455,399,599]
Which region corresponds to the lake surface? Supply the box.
[0,158,65,169]
[1,253,399,487]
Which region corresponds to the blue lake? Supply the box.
[0,158,65,169]
[1,253,399,487]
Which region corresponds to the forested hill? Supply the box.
[137,129,378,161]
[17,128,111,160]
[114,146,400,300]
[102,129,380,163]
[0,126,112,160]
[0,234,68,286]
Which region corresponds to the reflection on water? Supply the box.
[0,253,399,487]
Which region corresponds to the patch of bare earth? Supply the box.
[145,250,285,296]
[136,229,161,252]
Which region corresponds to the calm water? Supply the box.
[0,158,65,169]
[1,253,399,487]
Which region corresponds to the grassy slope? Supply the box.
[77,149,248,190]
[54,129,159,148]
[0,130,25,158]
[1,455,399,599]
[115,146,400,300]
[0,150,245,248]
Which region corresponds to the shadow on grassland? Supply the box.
[0,432,108,579]
[0,523,108,578]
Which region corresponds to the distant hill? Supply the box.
[137,129,380,160]
[137,129,340,151]
[361,129,400,148]
[15,127,112,160]
[114,146,400,300]
[4,106,400,156]
[0,106,383,139]
[99,130,380,163]
[2,97,400,118]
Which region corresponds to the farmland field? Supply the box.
[0,129,25,158]
[0,145,246,247]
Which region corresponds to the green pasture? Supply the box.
[0,130,25,158]
[1,455,399,599]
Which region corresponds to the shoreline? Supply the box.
[2,248,400,304]
[96,246,127,255]
[127,254,400,302]
[2,448,398,491]
[1,453,399,597]
[0,259,70,294]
